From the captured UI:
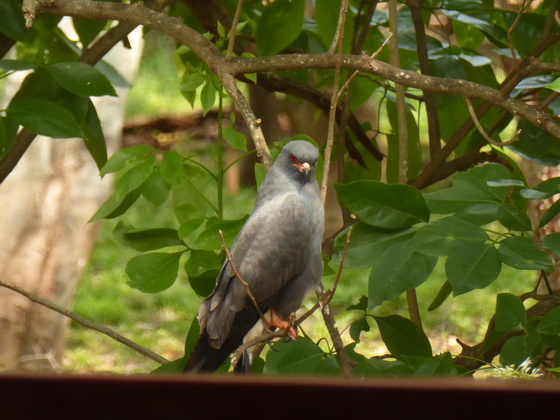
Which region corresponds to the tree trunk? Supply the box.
[0,29,144,370]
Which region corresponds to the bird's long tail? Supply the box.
[183,309,260,373]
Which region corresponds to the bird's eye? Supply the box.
[289,154,298,163]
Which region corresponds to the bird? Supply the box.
[183,140,324,373]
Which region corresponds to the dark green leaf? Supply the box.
[413,353,453,377]
[72,17,107,48]
[126,252,184,293]
[446,241,501,295]
[8,98,83,139]
[43,62,117,97]
[264,337,341,375]
[191,217,248,251]
[498,236,553,271]
[0,116,18,156]
[349,317,370,342]
[536,306,560,335]
[100,145,154,176]
[256,0,304,56]
[508,119,560,166]
[89,188,142,222]
[428,280,453,311]
[497,204,532,232]
[223,126,247,152]
[499,332,540,368]
[543,233,560,257]
[374,315,432,359]
[142,170,171,207]
[80,99,107,170]
[520,177,560,200]
[200,80,216,115]
[114,154,156,202]
[113,222,183,252]
[0,0,36,42]
[184,250,222,297]
[495,293,526,332]
[160,151,183,185]
[369,244,437,309]
[0,59,36,71]
[335,181,429,230]
[333,223,415,269]
[539,199,560,229]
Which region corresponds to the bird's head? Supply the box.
[280,140,319,180]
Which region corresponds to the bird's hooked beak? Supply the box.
[293,161,312,176]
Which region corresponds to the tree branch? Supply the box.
[0,280,169,365]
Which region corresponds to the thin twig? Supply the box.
[507,0,530,62]
[226,0,244,58]
[465,97,521,147]
[323,226,353,306]
[218,230,271,330]
[0,280,169,365]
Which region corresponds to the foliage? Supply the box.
[1,0,560,377]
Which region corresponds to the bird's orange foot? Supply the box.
[269,309,297,340]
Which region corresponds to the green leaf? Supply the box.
[413,352,453,376]
[191,217,248,251]
[536,306,560,335]
[113,222,183,252]
[408,216,489,257]
[264,337,341,375]
[160,151,183,185]
[539,199,560,229]
[333,223,415,269]
[428,280,453,311]
[543,233,560,257]
[445,241,501,295]
[256,0,304,56]
[126,252,184,293]
[73,17,107,48]
[349,317,370,342]
[315,0,341,49]
[335,181,429,230]
[498,236,553,271]
[0,59,36,72]
[114,154,156,202]
[497,204,532,232]
[520,177,560,200]
[43,62,117,97]
[222,126,247,152]
[495,293,526,332]
[547,77,560,93]
[369,244,437,309]
[8,98,83,139]
[184,250,222,297]
[142,170,171,207]
[373,315,432,359]
[0,116,18,156]
[89,188,142,222]
[508,119,560,167]
[200,80,216,115]
[80,98,107,170]
[499,332,540,368]
[100,145,154,176]
[425,163,510,214]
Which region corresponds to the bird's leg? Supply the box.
[269,308,297,340]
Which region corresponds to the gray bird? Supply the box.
[183,140,324,373]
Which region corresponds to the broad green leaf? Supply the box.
[126,251,184,293]
[374,315,432,359]
[497,204,532,232]
[426,163,510,214]
[89,188,142,222]
[73,17,107,48]
[536,306,560,335]
[495,293,526,332]
[315,0,341,49]
[487,179,525,187]
[498,236,553,271]
[80,98,107,170]
[369,244,437,309]
[428,280,453,311]
[413,352,453,377]
[256,0,304,56]
[113,222,183,252]
[349,317,370,342]
[0,0,36,43]
[200,80,216,115]
[520,178,560,200]
[184,250,221,297]
[100,145,154,176]
[191,217,248,251]
[114,154,156,202]
[222,126,247,152]
[264,337,341,375]
[408,216,488,257]
[543,233,560,257]
[160,151,183,185]
[333,223,415,269]
[335,181,429,230]
[43,62,117,97]
[142,170,171,207]
[499,331,540,368]
[508,120,560,167]
[547,77,560,93]
[539,199,560,229]
[184,317,200,357]
[8,98,83,139]
[446,241,501,295]
[181,70,206,92]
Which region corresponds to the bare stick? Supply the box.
[0,280,169,365]
[323,226,353,306]
[218,230,271,330]
[226,0,244,58]
[465,97,521,147]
